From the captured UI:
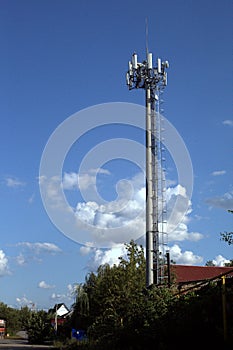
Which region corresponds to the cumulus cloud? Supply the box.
[50,284,76,303]
[51,293,63,301]
[5,177,25,188]
[163,184,204,245]
[41,169,202,248]
[79,245,93,256]
[16,296,35,308]
[169,244,203,265]
[72,172,146,245]
[82,241,204,271]
[80,174,141,221]
[39,175,75,215]
[0,250,10,276]
[168,222,203,242]
[223,119,233,127]
[62,172,79,190]
[42,175,64,208]
[205,190,233,210]
[213,255,230,267]
[166,185,192,231]
[75,192,145,229]
[211,170,226,176]
[38,281,55,289]
[83,244,127,271]
[67,283,77,296]
[63,168,111,191]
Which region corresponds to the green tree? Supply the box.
[74,241,145,347]
[205,260,216,266]
[65,239,233,349]
[71,284,89,330]
[0,302,21,335]
[84,240,175,349]
[220,209,233,245]
[224,259,233,267]
[24,310,53,344]
[19,306,32,330]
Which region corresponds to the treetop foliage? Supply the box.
[1,239,232,349]
[69,240,233,349]
[220,209,233,246]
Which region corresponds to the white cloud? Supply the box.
[211,170,226,176]
[51,293,63,300]
[14,242,62,266]
[85,244,127,271]
[16,296,35,308]
[166,185,192,231]
[28,193,35,203]
[169,244,203,265]
[164,187,204,250]
[67,283,77,297]
[62,172,79,190]
[16,242,62,254]
[38,175,46,185]
[206,190,233,210]
[72,173,146,245]
[213,255,230,267]
[41,169,202,248]
[74,178,201,246]
[223,119,233,127]
[84,242,204,271]
[16,253,27,266]
[80,245,92,256]
[50,284,76,303]
[40,175,75,215]
[89,168,111,175]
[0,250,10,276]
[168,222,203,242]
[44,176,64,207]
[38,281,55,289]
[62,168,111,191]
[5,177,25,188]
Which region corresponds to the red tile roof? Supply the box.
[170,265,233,284]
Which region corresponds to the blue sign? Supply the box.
[71,329,87,341]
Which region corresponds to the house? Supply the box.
[49,303,70,329]
[170,264,233,293]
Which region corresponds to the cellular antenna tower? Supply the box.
[126,42,169,287]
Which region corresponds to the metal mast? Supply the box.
[126,51,169,287]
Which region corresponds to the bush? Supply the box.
[24,310,54,344]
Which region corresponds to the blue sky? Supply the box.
[1,0,232,310]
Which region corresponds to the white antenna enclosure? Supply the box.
[157,58,161,73]
[147,53,153,69]
[132,53,138,69]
